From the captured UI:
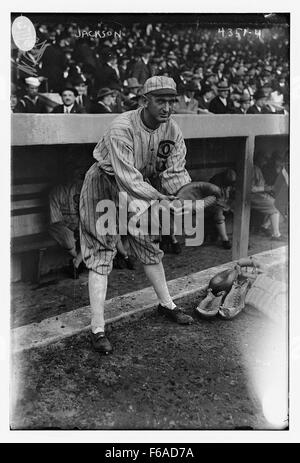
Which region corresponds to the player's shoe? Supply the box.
[158,304,194,324]
[90,331,113,354]
[195,289,226,318]
[218,279,250,319]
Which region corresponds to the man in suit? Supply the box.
[92,88,116,114]
[95,52,122,91]
[173,82,199,114]
[233,94,251,114]
[51,85,86,113]
[197,84,214,113]
[209,81,234,114]
[15,77,48,113]
[72,75,93,113]
[131,46,153,85]
[247,89,271,114]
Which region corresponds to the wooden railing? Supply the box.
[11,114,289,260]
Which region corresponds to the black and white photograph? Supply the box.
[3,2,298,442]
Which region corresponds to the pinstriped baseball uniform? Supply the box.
[49,181,82,252]
[80,106,191,275]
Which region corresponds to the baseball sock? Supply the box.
[88,270,107,334]
[143,262,176,310]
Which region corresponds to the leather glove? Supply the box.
[176,181,222,201]
[176,181,222,210]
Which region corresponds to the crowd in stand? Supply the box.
[11,21,289,114]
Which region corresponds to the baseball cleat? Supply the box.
[218,279,250,319]
[157,304,194,324]
[90,332,113,354]
[195,289,226,318]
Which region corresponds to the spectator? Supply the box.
[40,31,66,92]
[247,89,271,114]
[125,77,143,99]
[244,78,257,102]
[131,46,153,85]
[10,90,18,113]
[173,82,199,114]
[14,77,48,113]
[92,88,116,113]
[118,57,131,83]
[233,93,251,114]
[197,84,214,113]
[52,85,86,113]
[230,94,242,113]
[72,75,92,113]
[165,51,182,86]
[209,81,234,114]
[95,51,122,91]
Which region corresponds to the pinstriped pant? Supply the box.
[79,163,163,275]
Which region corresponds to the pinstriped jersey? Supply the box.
[93,107,191,214]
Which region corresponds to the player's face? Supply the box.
[145,94,177,123]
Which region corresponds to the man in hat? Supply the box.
[209,81,234,114]
[197,84,214,113]
[122,78,143,112]
[72,75,92,113]
[79,76,197,354]
[92,88,116,114]
[95,52,122,92]
[173,82,199,114]
[125,77,143,100]
[247,89,270,114]
[131,46,153,85]
[165,51,181,87]
[15,77,48,113]
[233,94,251,114]
[52,85,86,113]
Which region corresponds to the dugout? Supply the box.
[11,114,289,282]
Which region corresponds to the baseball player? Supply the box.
[80,76,196,354]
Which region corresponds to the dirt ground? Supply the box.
[11,262,286,431]
[10,224,288,431]
[11,225,288,329]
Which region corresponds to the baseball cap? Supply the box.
[142,76,177,96]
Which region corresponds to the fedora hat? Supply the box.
[217,81,230,92]
[240,93,251,103]
[200,84,213,95]
[185,82,198,92]
[126,77,142,89]
[60,84,78,97]
[254,89,266,100]
[97,87,115,100]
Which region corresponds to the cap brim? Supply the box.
[146,88,177,96]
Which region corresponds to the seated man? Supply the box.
[208,168,237,249]
[48,176,84,278]
[14,77,48,113]
[51,85,86,113]
[92,87,116,113]
[173,82,199,114]
[251,159,285,241]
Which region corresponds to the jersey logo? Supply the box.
[157,140,175,158]
[156,140,175,173]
